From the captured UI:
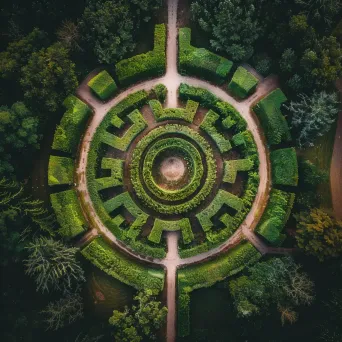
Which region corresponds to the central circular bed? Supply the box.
[159,156,186,183]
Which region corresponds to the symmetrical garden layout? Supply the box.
[48,0,299,340]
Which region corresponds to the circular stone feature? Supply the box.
[160,156,186,182]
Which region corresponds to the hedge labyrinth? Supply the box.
[48,0,299,341]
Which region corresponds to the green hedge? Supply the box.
[178,27,233,84]
[87,70,118,101]
[50,189,87,239]
[95,158,124,191]
[48,156,74,186]
[115,24,166,86]
[228,66,259,99]
[101,109,147,151]
[270,148,298,186]
[52,96,92,154]
[256,189,295,245]
[253,89,291,145]
[200,109,232,153]
[81,237,165,292]
[152,84,167,103]
[223,159,254,183]
[149,218,194,244]
[179,83,246,131]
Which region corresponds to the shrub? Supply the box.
[152,84,167,102]
[52,96,92,155]
[87,70,117,100]
[48,156,74,186]
[223,159,254,183]
[253,89,291,145]
[101,109,147,151]
[115,24,166,86]
[95,158,124,191]
[177,292,190,337]
[81,237,164,292]
[50,190,87,239]
[270,148,298,186]
[256,189,295,245]
[149,99,164,119]
[228,66,259,99]
[178,28,233,84]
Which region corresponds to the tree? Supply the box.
[299,159,328,187]
[20,42,78,112]
[286,91,340,148]
[295,208,342,261]
[25,237,85,293]
[109,289,167,341]
[229,257,314,320]
[57,21,81,51]
[41,293,83,330]
[0,102,39,176]
[279,48,297,73]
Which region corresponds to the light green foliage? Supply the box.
[200,110,232,153]
[256,189,295,245]
[52,95,92,155]
[178,27,233,84]
[149,99,164,119]
[196,190,244,232]
[101,109,147,151]
[149,219,194,244]
[152,83,167,103]
[228,66,259,99]
[253,88,291,145]
[223,159,254,183]
[87,70,117,100]
[50,190,87,239]
[48,156,74,186]
[270,148,298,186]
[95,158,124,191]
[115,24,166,86]
[81,237,164,291]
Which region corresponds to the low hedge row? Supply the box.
[253,89,291,145]
[52,96,92,155]
[177,242,262,336]
[50,189,87,239]
[178,27,233,84]
[81,237,165,292]
[143,138,203,201]
[200,109,232,153]
[48,156,74,186]
[101,109,147,151]
[95,158,124,191]
[196,189,244,232]
[179,83,247,131]
[149,218,194,244]
[115,24,166,86]
[270,148,298,186]
[87,70,117,101]
[228,66,259,99]
[130,124,216,214]
[255,189,295,245]
[223,159,254,183]
[152,84,167,103]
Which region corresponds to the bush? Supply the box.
[48,156,74,186]
[81,237,165,292]
[152,84,167,102]
[223,159,254,183]
[177,292,190,337]
[253,89,291,145]
[52,96,92,155]
[178,27,233,84]
[256,189,295,245]
[95,158,124,191]
[101,109,147,151]
[50,190,87,239]
[228,66,259,99]
[270,148,298,186]
[115,24,166,86]
[87,70,118,100]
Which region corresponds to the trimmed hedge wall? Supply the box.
[253,89,291,145]
[48,156,74,186]
[81,237,165,292]
[87,70,117,101]
[152,84,167,103]
[178,27,233,84]
[270,148,298,186]
[115,24,166,86]
[50,189,87,239]
[223,159,254,183]
[228,66,259,99]
[95,158,124,191]
[52,96,92,155]
[256,189,295,245]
